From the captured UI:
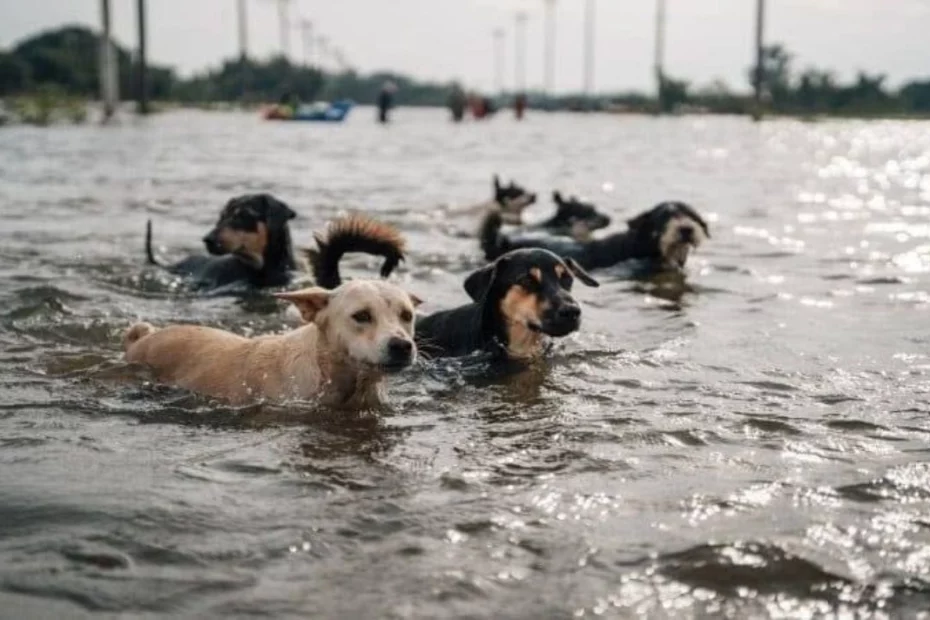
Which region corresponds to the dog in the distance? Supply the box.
[481,201,710,273]
[447,175,537,225]
[520,191,611,241]
[145,193,299,293]
[122,281,421,408]
[304,215,599,361]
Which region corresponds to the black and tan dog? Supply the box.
[481,201,710,272]
[523,191,611,240]
[305,220,599,360]
[145,193,299,292]
[447,175,537,225]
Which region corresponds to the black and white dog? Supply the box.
[520,191,611,240]
[481,201,710,272]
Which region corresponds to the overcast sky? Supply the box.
[1,0,927,93]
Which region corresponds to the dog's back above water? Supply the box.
[123,279,421,408]
[144,193,299,294]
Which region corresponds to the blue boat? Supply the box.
[264,99,354,122]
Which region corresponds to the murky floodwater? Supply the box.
[1,108,930,618]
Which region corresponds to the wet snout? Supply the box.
[203,228,226,255]
[542,293,582,337]
[383,336,415,371]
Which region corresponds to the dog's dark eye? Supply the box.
[518,275,537,290]
[399,309,413,323]
[352,309,373,324]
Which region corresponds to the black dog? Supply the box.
[526,191,611,240]
[415,249,599,359]
[145,193,299,292]
[481,201,710,272]
[306,217,599,361]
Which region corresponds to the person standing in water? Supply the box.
[514,93,527,120]
[448,82,467,122]
[377,81,397,124]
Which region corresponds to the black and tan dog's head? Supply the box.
[545,191,612,240]
[493,175,537,225]
[464,249,599,358]
[204,193,297,268]
[625,202,710,269]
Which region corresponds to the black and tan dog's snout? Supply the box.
[542,297,582,337]
[202,229,225,255]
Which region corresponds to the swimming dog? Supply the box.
[304,216,599,361]
[416,249,599,359]
[145,193,299,292]
[447,175,537,225]
[525,191,611,240]
[122,280,421,408]
[481,201,710,272]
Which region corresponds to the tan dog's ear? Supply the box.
[275,287,330,322]
[407,292,424,307]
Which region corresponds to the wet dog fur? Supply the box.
[481,201,710,272]
[123,280,421,408]
[448,175,537,225]
[415,249,599,360]
[145,193,299,292]
[524,191,612,240]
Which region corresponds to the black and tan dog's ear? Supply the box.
[552,190,564,204]
[493,174,502,193]
[564,258,599,287]
[463,263,497,301]
[264,195,297,224]
[275,287,330,323]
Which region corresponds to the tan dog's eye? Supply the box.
[352,309,372,324]
[399,309,413,323]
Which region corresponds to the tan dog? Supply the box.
[123,281,421,408]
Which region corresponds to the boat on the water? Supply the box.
[263,100,354,122]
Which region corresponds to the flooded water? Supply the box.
[1,108,930,618]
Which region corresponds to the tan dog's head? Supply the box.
[276,281,421,372]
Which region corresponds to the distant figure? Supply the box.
[515,93,527,120]
[483,97,497,117]
[448,82,467,122]
[378,80,397,124]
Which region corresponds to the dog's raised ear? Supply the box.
[552,190,564,205]
[564,258,600,288]
[463,263,498,301]
[275,287,330,322]
[407,292,424,307]
[263,195,297,226]
[493,174,502,193]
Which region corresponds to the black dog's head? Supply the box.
[493,174,537,225]
[464,249,599,357]
[625,202,710,269]
[545,191,612,240]
[204,194,297,269]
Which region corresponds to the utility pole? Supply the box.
[543,0,556,96]
[237,0,249,102]
[277,0,291,58]
[515,11,528,94]
[296,19,314,66]
[583,0,595,98]
[493,28,506,95]
[99,0,118,122]
[136,0,148,114]
[753,0,766,121]
[654,0,666,112]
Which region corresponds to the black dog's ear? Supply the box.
[264,195,297,225]
[464,263,497,301]
[626,211,651,230]
[564,258,599,287]
[552,190,564,204]
[493,174,502,192]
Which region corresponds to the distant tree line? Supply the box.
[2,26,929,118]
[0,25,462,107]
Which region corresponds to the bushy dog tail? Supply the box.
[144,220,163,267]
[479,210,509,260]
[123,322,155,350]
[306,215,406,289]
